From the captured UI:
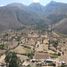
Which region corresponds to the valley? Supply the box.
[0,1,67,67]
[0,30,67,67]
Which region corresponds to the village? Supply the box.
[0,29,67,67]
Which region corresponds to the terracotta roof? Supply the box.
[34,52,50,59]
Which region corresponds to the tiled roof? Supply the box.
[34,52,50,59]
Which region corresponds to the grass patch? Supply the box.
[50,53,59,58]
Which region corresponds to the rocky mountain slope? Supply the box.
[0,1,67,34]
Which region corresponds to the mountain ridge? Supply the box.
[0,1,67,34]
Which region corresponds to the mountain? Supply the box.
[54,18,67,34]
[28,3,44,15]
[28,2,67,34]
[44,1,67,34]
[0,1,67,34]
[44,1,67,24]
[39,1,67,34]
[0,3,49,32]
[28,2,67,24]
[44,1,67,15]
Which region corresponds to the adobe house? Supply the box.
[34,51,50,62]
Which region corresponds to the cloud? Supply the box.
[33,0,39,3]
[0,5,4,6]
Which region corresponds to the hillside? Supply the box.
[0,1,67,34]
[44,1,67,24]
[54,18,67,34]
[0,3,48,32]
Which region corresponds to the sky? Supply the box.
[0,0,67,6]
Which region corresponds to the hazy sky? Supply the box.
[0,0,67,6]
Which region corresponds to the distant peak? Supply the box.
[30,2,41,5]
[50,1,57,3]
[29,3,43,6]
[49,1,67,5]
[50,1,58,4]
[6,3,25,7]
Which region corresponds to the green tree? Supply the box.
[61,63,67,67]
[27,52,34,59]
[52,40,58,49]
[5,51,21,67]
[0,44,4,49]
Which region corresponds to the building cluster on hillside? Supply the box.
[0,31,67,67]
